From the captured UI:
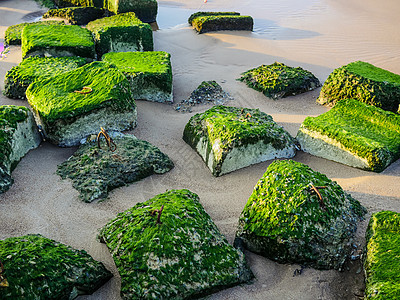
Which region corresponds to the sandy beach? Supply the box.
[1,0,400,299]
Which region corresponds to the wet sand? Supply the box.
[1,0,400,299]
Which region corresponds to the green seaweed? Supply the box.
[42,7,110,25]
[99,189,253,299]
[21,24,95,59]
[317,61,400,112]
[238,62,321,99]
[298,98,400,172]
[53,0,103,7]
[87,12,153,57]
[188,11,240,25]
[191,14,253,34]
[4,56,88,100]
[0,234,112,299]
[105,0,158,23]
[4,21,65,46]
[57,134,174,202]
[235,159,366,270]
[364,211,400,299]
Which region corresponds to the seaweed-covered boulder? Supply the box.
[4,20,65,46]
[87,12,153,58]
[189,12,253,34]
[4,56,88,100]
[364,211,400,299]
[57,133,174,202]
[188,11,240,25]
[21,24,95,59]
[317,61,400,113]
[26,61,136,147]
[0,234,112,299]
[238,62,321,99]
[297,99,400,172]
[53,0,103,7]
[99,189,253,299]
[105,0,158,23]
[0,105,41,193]
[42,7,110,25]
[102,51,172,103]
[235,160,366,270]
[183,105,296,176]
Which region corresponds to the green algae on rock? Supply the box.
[52,0,103,7]
[4,56,88,100]
[21,24,95,59]
[57,133,174,202]
[102,51,172,103]
[26,61,136,147]
[4,20,65,46]
[105,0,158,23]
[317,61,400,113]
[0,105,41,193]
[364,211,400,299]
[99,189,253,299]
[238,62,321,99]
[189,12,253,34]
[235,160,366,270]
[183,105,296,176]
[87,12,153,58]
[0,234,112,299]
[296,99,400,172]
[42,7,110,25]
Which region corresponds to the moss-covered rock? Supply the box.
[42,7,110,25]
[183,105,296,176]
[102,51,172,103]
[235,160,366,270]
[53,0,103,7]
[238,62,321,99]
[0,234,112,299]
[188,11,240,25]
[87,12,153,58]
[104,0,158,23]
[4,21,65,46]
[4,56,88,100]
[57,133,174,202]
[190,12,253,34]
[21,24,95,59]
[0,105,41,193]
[99,189,253,299]
[364,211,400,299]
[297,99,400,172]
[317,61,400,113]
[26,61,136,147]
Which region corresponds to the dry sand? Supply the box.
[1,0,400,299]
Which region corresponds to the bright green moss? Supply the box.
[235,160,366,270]
[57,134,174,202]
[318,61,400,112]
[298,99,400,172]
[191,14,253,34]
[188,11,240,25]
[4,56,88,100]
[21,24,95,59]
[99,189,253,299]
[105,0,158,22]
[53,0,103,7]
[364,211,400,299]
[42,7,109,25]
[4,20,65,46]
[0,234,112,299]
[87,12,153,57]
[239,62,321,99]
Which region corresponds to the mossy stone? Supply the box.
[102,51,172,103]
[238,62,321,99]
[235,160,366,270]
[4,56,88,100]
[188,11,240,25]
[297,98,400,172]
[183,105,296,176]
[26,61,136,147]
[364,211,400,299]
[191,13,253,34]
[42,7,110,25]
[317,61,400,113]
[99,189,253,299]
[105,0,158,23]
[87,12,153,58]
[21,24,95,59]
[53,0,103,7]
[0,234,112,299]
[4,20,65,46]
[57,134,174,202]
